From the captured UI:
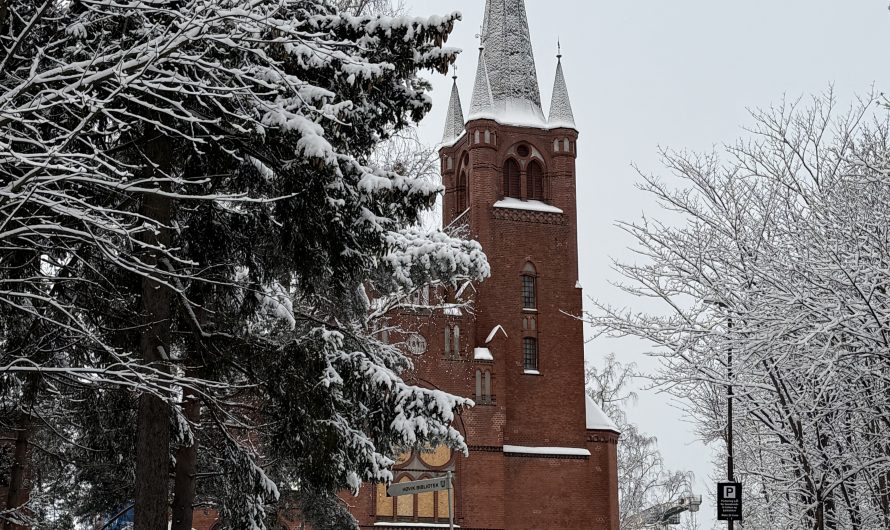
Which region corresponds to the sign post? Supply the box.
[447,471,454,530]
[717,482,743,522]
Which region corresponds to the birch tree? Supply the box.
[591,92,890,530]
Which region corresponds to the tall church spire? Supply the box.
[476,0,546,126]
[548,47,576,129]
[469,46,494,120]
[442,72,465,143]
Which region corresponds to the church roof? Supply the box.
[473,0,547,127]
[442,75,466,143]
[548,55,576,129]
[586,395,621,433]
[468,47,495,120]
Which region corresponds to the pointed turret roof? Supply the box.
[474,0,547,127]
[468,47,494,120]
[442,74,466,143]
[548,51,576,129]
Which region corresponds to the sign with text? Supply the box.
[717,482,743,521]
[387,476,450,497]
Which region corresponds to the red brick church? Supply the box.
[345,1,621,528]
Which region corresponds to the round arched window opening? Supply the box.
[516,144,530,157]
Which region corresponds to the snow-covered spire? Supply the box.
[548,45,576,129]
[468,46,494,120]
[475,0,546,127]
[442,72,465,143]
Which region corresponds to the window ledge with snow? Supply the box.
[493,198,563,214]
[474,347,494,361]
[374,522,460,528]
[502,445,591,457]
[523,369,541,376]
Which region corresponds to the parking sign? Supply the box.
[717,482,743,521]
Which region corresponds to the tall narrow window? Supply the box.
[484,371,491,404]
[521,262,537,310]
[527,161,544,200]
[503,159,521,198]
[452,325,460,357]
[456,172,468,212]
[444,325,451,356]
[523,337,538,371]
[475,370,482,402]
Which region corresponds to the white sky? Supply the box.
[411,1,890,528]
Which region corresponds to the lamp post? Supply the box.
[726,315,735,530]
[705,296,736,529]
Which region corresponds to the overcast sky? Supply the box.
[411,1,890,527]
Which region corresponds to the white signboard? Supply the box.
[387,476,450,497]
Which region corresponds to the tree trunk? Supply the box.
[3,413,31,530]
[133,130,174,530]
[170,387,200,530]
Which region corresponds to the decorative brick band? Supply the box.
[466,445,503,453]
[586,431,620,444]
[491,207,566,226]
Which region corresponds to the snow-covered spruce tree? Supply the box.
[586,355,694,530]
[1,1,489,529]
[590,92,890,530]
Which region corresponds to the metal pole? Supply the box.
[447,471,454,530]
[727,316,734,530]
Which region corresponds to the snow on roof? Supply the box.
[502,445,591,457]
[481,0,543,113]
[441,76,465,143]
[586,395,620,433]
[485,324,507,343]
[474,347,494,361]
[493,197,564,214]
[548,56,576,129]
[469,47,494,119]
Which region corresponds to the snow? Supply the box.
[441,77,465,143]
[502,445,591,457]
[485,324,507,343]
[575,280,583,289]
[474,347,493,361]
[523,369,540,375]
[443,304,463,316]
[481,0,543,111]
[547,58,576,129]
[374,522,460,528]
[585,395,621,433]
[469,47,494,119]
[493,198,564,214]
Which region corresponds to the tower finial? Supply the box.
[557,39,562,60]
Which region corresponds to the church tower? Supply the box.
[350,1,620,528]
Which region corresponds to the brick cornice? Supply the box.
[586,430,620,444]
[490,208,566,226]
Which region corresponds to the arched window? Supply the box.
[444,325,451,356]
[503,159,521,198]
[396,476,414,517]
[456,171,468,212]
[527,161,544,200]
[521,262,537,310]
[523,337,538,371]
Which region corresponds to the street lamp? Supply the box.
[704,296,736,529]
